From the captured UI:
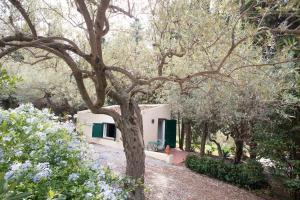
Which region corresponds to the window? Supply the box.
[103,123,116,139]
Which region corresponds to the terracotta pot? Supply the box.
[165,145,171,155]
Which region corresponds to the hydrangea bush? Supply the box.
[0,104,131,199]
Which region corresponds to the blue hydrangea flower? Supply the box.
[3,136,11,142]
[84,180,96,191]
[32,162,52,182]
[32,170,51,182]
[37,132,46,140]
[0,148,3,160]
[56,139,63,145]
[20,160,31,170]
[68,173,80,181]
[15,150,23,157]
[4,162,24,181]
[10,163,21,171]
[4,170,14,180]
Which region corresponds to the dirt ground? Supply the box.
[89,144,265,200]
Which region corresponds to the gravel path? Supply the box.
[89,144,265,200]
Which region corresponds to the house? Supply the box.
[76,104,177,149]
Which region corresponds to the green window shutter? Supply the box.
[92,123,103,138]
[164,119,176,148]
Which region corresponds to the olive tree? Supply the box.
[1,0,299,199]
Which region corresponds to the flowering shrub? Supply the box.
[0,104,131,199]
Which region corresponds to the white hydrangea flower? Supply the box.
[85,193,93,199]
[259,158,275,167]
[59,160,67,167]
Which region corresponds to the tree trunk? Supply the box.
[200,122,208,156]
[119,101,145,200]
[209,134,223,158]
[179,120,185,150]
[249,141,257,159]
[185,122,192,152]
[215,141,223,158]
[234,139,244,164]
[177,113,181,149]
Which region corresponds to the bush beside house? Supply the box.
[185,154,267,190]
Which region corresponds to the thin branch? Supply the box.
[108,5,137,20]
[228,58,300,75]
[8,0,37,37]
[22,56,53,65]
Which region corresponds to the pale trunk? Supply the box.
[179,121,185,150]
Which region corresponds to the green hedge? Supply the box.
[185,155,267,190]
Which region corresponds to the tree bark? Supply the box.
[119,101,145,200]
[185,122,192,152]
[234,139,244,164]
[179,120,185,150]
[177,112,181,149]
[249,141,257,159]
[208,134,223,158]
[200,122,208,156]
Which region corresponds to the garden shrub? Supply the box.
[185,154,267,189]
[0,104,132,200]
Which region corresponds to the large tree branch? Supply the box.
[74,0,97,56]
[0,34,90,61]
[95,107,121,124]
[0,46,21,59]
[94,0,110,59]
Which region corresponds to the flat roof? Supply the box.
[78,104,168,114]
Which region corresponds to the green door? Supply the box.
[92,123,103,138]
[164,119,176,148]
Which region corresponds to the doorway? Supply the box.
[157,119,165,145]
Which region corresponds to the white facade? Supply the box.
[76,104,171,146]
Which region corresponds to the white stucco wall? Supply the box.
[76,110,122,143]
[141,105,171,145]
[76,104,171,146]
